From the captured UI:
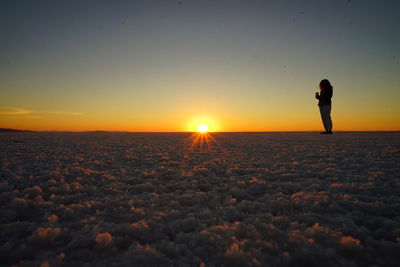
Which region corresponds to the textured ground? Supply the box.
[0,132,399,266]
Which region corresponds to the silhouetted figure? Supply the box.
[315,79,333,134]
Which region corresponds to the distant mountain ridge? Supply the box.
[0,128,35,133]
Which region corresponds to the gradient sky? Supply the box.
[1,0,399,131]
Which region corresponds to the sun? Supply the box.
[197,124,209,133]
[188,124,218,152]
[186,117,219,132]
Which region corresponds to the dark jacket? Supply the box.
[316,87,333,106]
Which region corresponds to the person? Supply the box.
[315,79,333,134]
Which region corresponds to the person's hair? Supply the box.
[319,79,332,90]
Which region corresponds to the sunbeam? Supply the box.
[188,132,218,152]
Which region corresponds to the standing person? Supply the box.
[315,79,333,134]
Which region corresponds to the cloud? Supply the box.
[0,106,82,117]
[41,110,82,115]
[0,106,32,115]
[25,115,42,119]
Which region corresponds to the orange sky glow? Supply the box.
[1,1,399,132]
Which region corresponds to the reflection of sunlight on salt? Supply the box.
[188,132,218,152]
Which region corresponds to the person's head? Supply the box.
[319,79,332,91]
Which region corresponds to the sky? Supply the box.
[0,0,399,132]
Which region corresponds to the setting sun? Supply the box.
[186,117,219,132]
[197,124,209,133]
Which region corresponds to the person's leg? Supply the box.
[325,105,332,132]
[319,106,328,132]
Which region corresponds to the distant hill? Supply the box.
[0,128,35,133]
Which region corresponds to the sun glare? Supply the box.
[186,116,219,133]
[197,124,209,133]
[188,124,218,152]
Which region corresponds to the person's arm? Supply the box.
[321,88,332,101]
[326,88,333,99]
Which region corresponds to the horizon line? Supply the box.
[1,128,399,133]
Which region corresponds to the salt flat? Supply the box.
[0,132,399,266]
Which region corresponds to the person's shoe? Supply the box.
[326,130,333,134]
[320,131,328,134]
